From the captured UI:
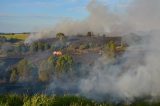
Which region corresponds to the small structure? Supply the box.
[53,51,62,56]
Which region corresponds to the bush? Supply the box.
[10,59,38,82]
[55,55,73,73]
[56,32,65,41]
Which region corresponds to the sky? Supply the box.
[0,0,131,33]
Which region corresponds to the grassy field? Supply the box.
[0,94,160,106]
[0,34,28,40]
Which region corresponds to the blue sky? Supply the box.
[0,0,131,33]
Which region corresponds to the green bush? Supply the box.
[55,55,73,73]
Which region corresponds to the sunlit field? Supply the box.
[0,34,28,41]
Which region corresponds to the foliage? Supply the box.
[30,41,50,52]
[55,55,73,73]
[23,94,52,106]
[0,94,23,106]
[10,59,38,82]
[0,94,160,106]
[105,41,116,58]
[56,32,65,41]
[39,55,74,81]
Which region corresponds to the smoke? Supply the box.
[25,0,160,102]
[25,0,128,43]
[127,0,160,31]
[79,0,160,101]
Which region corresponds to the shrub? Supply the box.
[55,55,73,73]
[10,59,38,82]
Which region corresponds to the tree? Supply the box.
[56,33,65,40]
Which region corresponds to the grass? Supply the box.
[0,34,28,40]
[0,94,160,106]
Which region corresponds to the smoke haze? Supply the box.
[79,0,160,101]
[26,0,160,101]
[25,0,126,43]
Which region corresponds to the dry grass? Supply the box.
[1,34,28,40]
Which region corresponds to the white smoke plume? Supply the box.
[79,0,160,101]
[25,0,127,43]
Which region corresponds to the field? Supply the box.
[0,33,28,40]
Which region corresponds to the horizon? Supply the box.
[0,0,131,33]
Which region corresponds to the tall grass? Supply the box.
[0,94,160,106]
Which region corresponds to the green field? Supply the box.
[0,34,28,40]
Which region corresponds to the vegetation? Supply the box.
[30,41,50,52]
[38,54,74,82]
[56,32,65,41]
[0,33,28,41]
[0,94,160,106]
[55,55,73,72]
[10,59,38,82]
[0,33,135,106]
[105,40,116,58]
[38,59,55,82]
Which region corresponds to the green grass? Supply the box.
[0,94,160,106]
[0,34,28,40]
